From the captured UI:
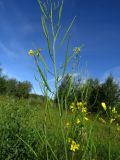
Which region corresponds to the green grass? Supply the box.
[0,96,120,160]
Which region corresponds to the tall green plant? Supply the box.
[28,0,82,159]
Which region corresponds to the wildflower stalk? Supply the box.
[17,135,38,158]
[72,152,75,160]
[108,125,111,160]
[32,0,78,159]
[105,108,111,160]
[82,113,100,160]
[52,38,68,159]
[44,92,49,160]
[100,103,119,160]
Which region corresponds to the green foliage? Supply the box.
[86,78,103,112]
[0,68,32,98]
[0,67,2,77]
[0,97,40,160]
[57,74,120,113]
[0,76,7,95]
[55,74,73,108]
[102,75,120,106]
[15,81,32,98]
[6,78,18,96]
[0,96,120,159]
[87,75,120,112]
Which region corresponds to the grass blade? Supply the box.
[34,55,51,92]
[60,16,76,46]
[17,135,38,159]
[50,0,55,37]
[41,17,54,62]
[37,0,47,19]
[38,53,49,71]
[57,0,64,28]
[62,36,70,78]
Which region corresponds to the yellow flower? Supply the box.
[70,105,75,112]
[76,118,80,124]
[28,49,34,55]
[110,118,115,124]
[101,102,107,111]
[73,47,81,54]
[77,102,83,109]
[112,107,117,114]
[70,140,80,152]
[82,107,87,113]
[65,122,70,127]
[84,117,89,121]
[70,102,76,112]
[99,117,106,124]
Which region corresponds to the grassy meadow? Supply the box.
[0,0,120,159]
[0,95,120,160]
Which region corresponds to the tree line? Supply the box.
[56,74,120,112]
[0,68,32,98]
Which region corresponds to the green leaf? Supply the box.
[62,36,70,78]
[17,135,38,158]
[60,16,76,46]
[34,55,51,92]
[57,0,64,28]
[37,0,47,19]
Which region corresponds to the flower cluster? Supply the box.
[100,102,118,125]
[69,101,87,113]
[68,138,80,152]
[73,47,81,54]
[28,49,34,56]
[112,107,117,114]
[28,48,42,56]
[101,102,117,115]
[69,102,76,112]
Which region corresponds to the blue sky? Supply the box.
[0,0,120,94]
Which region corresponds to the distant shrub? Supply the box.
[0,67,32,98]
[56,74,120,113]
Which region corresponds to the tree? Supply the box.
[0,67,7,95]
[0,67,32,98]
[87,79,103,112]
[15,81,32,98]
[101,74,120,107]
[55,74,73,108]
[0,77,6,95]
[86,75,120,112]
[6,79,18,96]
[0,68,2,77]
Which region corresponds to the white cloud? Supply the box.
[48,72,85,83]
[48,75,63,83]
[2,68,22,81]
[0,41,17,57]
[48,78,55,82]
[101,66,120,83]
[21,22,40,34]
[71,73,80,78]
